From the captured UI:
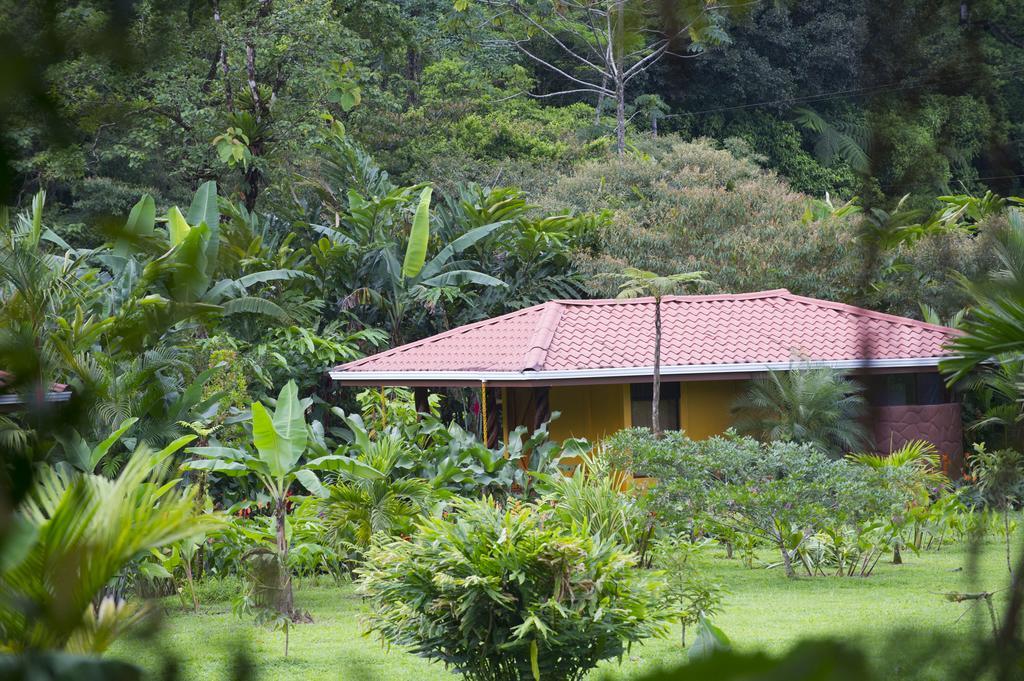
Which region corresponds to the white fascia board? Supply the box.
[330,356,948,384]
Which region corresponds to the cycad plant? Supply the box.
[732,366,870,456]
[0,444,218,653]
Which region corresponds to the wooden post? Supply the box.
[480,381,488,444]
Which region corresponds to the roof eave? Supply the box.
[329,356,952,387]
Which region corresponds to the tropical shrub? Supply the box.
[319,418,435,554]
[654,538,725,647]
[540,449,651,557]
[184,380,345,619]
[331,397,590,504]
[359,497,671,681]
[603,429,920,578]
[968,444,1024,572]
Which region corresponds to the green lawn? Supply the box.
[109,535,1018,680]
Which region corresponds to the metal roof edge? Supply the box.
[330,356,949,384]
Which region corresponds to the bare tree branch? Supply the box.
[513,42,613,94]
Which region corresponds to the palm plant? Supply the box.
[847,440,949,563]
[732,366,870,456]
[943,207,1024,383]
[184,380,342,619]
[320,416,434,552]
[0,190,91,393]
[0,443,217,653]
[610,267,709,437]
[964,356,1024,449]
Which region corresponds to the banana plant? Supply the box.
[350,185,507,344]
[101,183,313,333]
[183,380,344,619]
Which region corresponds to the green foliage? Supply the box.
[319,423,435,551]
[553,138,862,302]
[603,429,930,579]
[358,496,671,681]
[732,367,870,456]
[655,538,726,648]
[0,449,220,652]
[540,449,649,554]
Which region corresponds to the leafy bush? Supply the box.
[358,497,670,681]
[540,449,651,558]
[603,429,923,578]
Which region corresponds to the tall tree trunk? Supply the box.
[406,47,420,105]
[241,0,272,211]
[652,296,662,438]
[614,77,626,156]
[614,0,626,155]
[210,0,232,111]
[275,498,295,617]
[1005,508,1013,573]
[780,543,796,579]
[595,73,608,125]
[194,470,207,581]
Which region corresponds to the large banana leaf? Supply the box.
[169,222,211,302]
[418,220,507,280]
[114,195,155,257]
[251,381,307,482]
[236,269,312,289]
[220,296,289,321]
[166,207,191,248]
[401,187,433,279]
[186,181,218,233]
[186,181,219,267]
[420,270,505,288]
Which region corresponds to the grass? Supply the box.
[109,534,1019,680]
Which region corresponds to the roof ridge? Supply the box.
[551,289,793,306]
[336,301,549,371]
[522,302,565,371]
[774,290,960,335]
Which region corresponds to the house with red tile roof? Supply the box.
[329,289,964,465]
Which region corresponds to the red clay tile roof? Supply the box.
[331,290,959,384]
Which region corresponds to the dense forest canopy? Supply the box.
[1,0,1022,383]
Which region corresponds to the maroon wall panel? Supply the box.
[871,403,964,475]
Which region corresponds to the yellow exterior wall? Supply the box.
[549,384,630,441]
[679,380,743,440]
[533,380,742,443]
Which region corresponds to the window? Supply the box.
[630,382,680,430]
[867,372,949,406]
